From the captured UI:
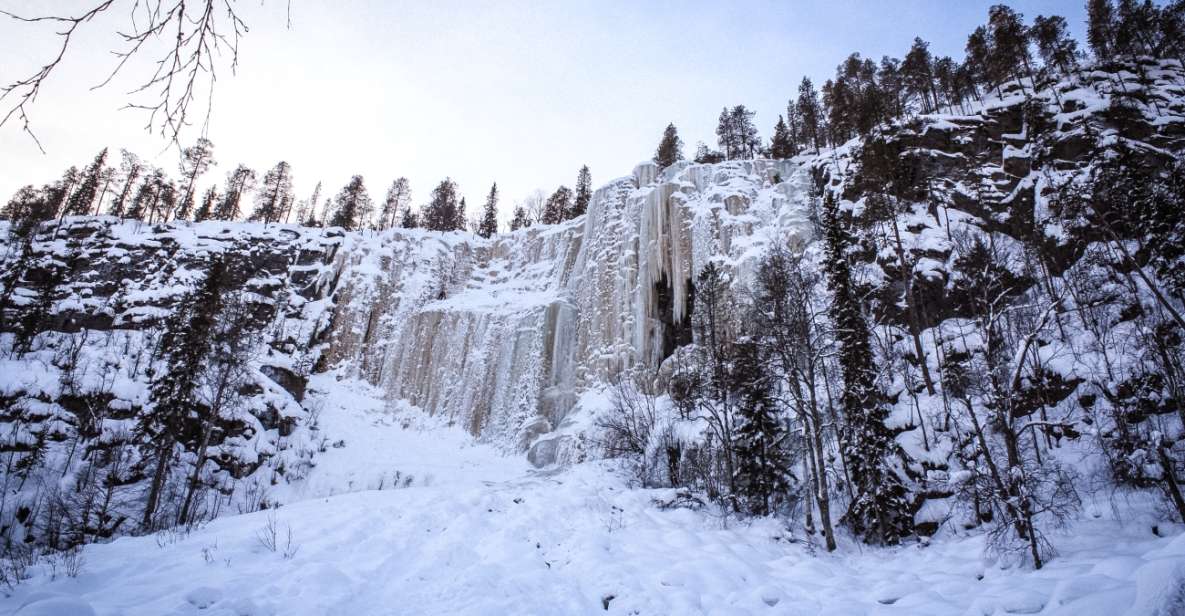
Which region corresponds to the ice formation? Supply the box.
[319,158,806,463]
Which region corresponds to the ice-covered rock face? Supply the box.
[322,158,812,461]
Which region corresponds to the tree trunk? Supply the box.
[178,426,212,526]
[1158,445,1185,524]
[889,217,936,395]
[142,436,174,530]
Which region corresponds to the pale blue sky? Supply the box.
[1,1,1086,221]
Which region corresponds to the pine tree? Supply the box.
[193,186,218,222]
[154,179,177,223]
[51,166,81,226]
[653,123,684,170]
[126,168,163,222]
[879,56,906,119]
[509,205,531,231]
[381,178,411,230]
[328,175,372,231]
[901,38,936,112]
[731,338,791,516]
[770,115,794,159]
[1032,15,1079,78]
[821,195,912,546]
[64,149,108,217]
[110,150,143,217]
[987,4,1034,88]
[214,165,256,221]
[139,258,229,530]
[965,26,993,93]
[177,138,215,222]
[478,182,499,238]
[252,161,294,225]
[542,186,572,225]
[571,166,592,219]
[933,56,959,112]
[1088,0,1118,60]
[1,185,55,237]
[717,105,758,159]
[301,182,323,227]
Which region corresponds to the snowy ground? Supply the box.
[3,379,1184,615]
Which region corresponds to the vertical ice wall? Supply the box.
[323,159,812,459]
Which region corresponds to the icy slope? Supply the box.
[2,437,1182,615]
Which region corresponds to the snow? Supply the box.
[1,393,1181,615]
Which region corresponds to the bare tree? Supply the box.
[751,242,838,551]
[1,1,277,149]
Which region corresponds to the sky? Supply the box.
[0,0,1087,224]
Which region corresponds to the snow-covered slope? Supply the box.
[0,393,1180,611]
[1,380,1182,616]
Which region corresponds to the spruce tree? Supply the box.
[139,258,228,529]
[423,178,460,232]
[784,101,802,153]
[509,206,531,231]
[821,194,912,545]
[478,183,499,238]
[797,78,823,151]
[653,123,684,170]
[13,256,66,356]
[571,166,592,218]
[400,206,419,229]
[455,197,468,232]
[770,116,794,159]
[715,107,736,159]
[731,338,790,516]
[542,186,572,225]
